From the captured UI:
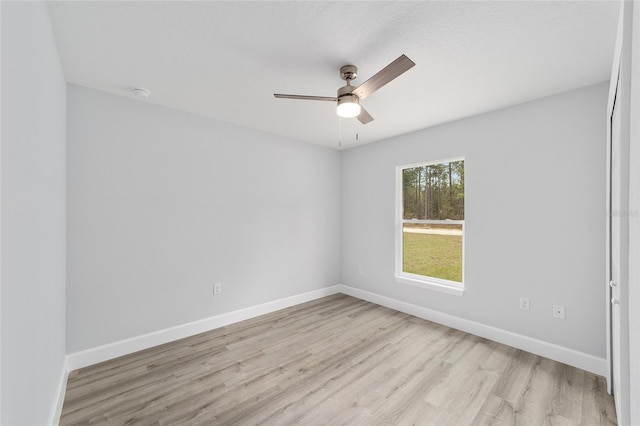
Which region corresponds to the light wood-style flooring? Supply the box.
[60,294,617,425]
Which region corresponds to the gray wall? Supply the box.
[67,85,341,353]
[341,83,608,358]
[1,2,67,424]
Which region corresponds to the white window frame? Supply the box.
[395,158,465,296]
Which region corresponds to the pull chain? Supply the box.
[338,118,360,147]
[353,118,358,142]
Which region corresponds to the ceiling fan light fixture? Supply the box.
[336,94,361,118]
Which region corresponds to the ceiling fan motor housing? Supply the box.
[337,92,360,106]
[337,84,357,98]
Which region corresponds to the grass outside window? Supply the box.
[402,228,463,283]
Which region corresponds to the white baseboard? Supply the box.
[66,285,342,372]
[338,284,608,377]
[65,283,607,379]
[48,357,68,426]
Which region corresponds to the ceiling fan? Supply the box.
[274,54,415,124]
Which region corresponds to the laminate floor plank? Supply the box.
[581,374,618,426]
[60,294,616,425]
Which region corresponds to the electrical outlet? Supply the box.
[519,297,530,311]
[553,304,565,319]
[213,283,222,295]
[358,266,364,274]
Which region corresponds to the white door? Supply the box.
[609,75,622,413]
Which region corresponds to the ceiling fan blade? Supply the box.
[274,94,337,101]
[352,54,415,100]
[357,106,374,125]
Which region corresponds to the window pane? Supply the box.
[402,161,464,221]
[402,223,463,283]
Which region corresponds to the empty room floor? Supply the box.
[60,294,617,425]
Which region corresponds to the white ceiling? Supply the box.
[47,1,620,150]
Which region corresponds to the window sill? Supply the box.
[395,274,464,296]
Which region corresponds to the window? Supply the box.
[396,158,465,295]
